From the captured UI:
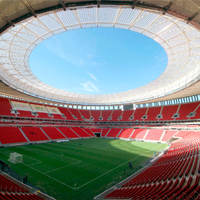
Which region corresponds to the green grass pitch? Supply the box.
[0,138,168,200]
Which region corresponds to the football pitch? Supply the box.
[0,138,168,200]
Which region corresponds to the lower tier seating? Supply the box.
[105,133,200,199]
[42,127,66,140]
[58,127,80,138]
[0,127,27,144]
[0,192,44,200]
[21,127,49,142]
[0,174,44,200]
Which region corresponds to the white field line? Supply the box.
[22,162,76,190]
[29,160,42,166]
[22,158,133,191]
[76,159,133,189]
[45,160,82,174]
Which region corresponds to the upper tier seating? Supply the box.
[178,102,199,120]
[79,110,91,120]
[1,97,200,122]
[112,110,122,121]
[16,110,34,118]
[58,107,74,120]
[0,98,14,116]
[90,110,101,121]
[161,105,179,120]
[134,108,147,121]
[146,106,162,121]
[121,110,134,121]
[101,110,112,121]
[69,109,82,121]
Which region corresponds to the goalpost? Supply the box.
[8,152,23,164]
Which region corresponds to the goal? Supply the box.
[8,152,23,164]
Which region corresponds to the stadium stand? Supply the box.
[130,129,147,140]
[121,110,134,121]
[101,128,110,137]
[16,110,34,118]
[178,102,199,120]
[2,97,200,123]
[0,127,27,144]
[161,105,179,120]
[90,110,101,121]
[0,98,14,117]
[146,106,162,121]
[79,110,91,120]
[112,110,122,121]
[69,109,82,121]
[145,129,163,141]
[134,108,147,121]
[71,127,92,137]
[41,127,66,140]
[105,132,200,199]
[106,128,121,138]
[58,127,80,139]
[101,110,112,121]
[161,130,177,142]
[0,173,45,200]
[117,128,134,139]
[21,127,49,142]
[58,108,74,120]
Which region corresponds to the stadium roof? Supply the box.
[0,0,200,105]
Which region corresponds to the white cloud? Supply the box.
[80,81,99,92]
[45,39,85,67]
[88,72,97,81]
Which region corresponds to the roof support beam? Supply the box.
[132,0,139,9]
[162,1,173,15]
[22,0,37,17]
[97,0,101,8]
[187,12,199,23]
[60,0,66,11]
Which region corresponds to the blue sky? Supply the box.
[29,27,167,95]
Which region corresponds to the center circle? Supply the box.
[29,27,167,95]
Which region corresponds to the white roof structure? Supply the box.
[0,1,200,105]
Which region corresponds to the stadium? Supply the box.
[0,0,200,199]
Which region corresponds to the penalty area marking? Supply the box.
[76,158,134,190]
[44,160,82,174]
[22,162,76,190]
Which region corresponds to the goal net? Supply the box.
[8,152,23,164]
